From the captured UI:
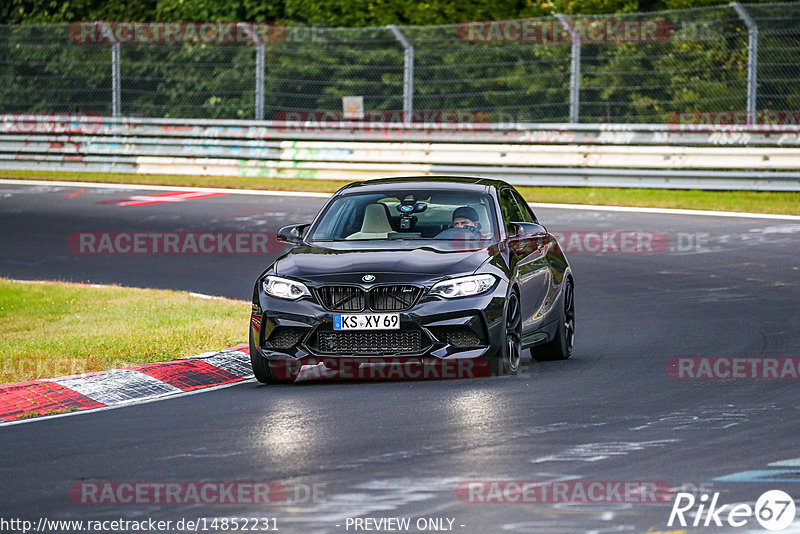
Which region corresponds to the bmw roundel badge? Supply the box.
[362,274,376,282]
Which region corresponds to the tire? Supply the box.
[491,290,522,376]
[249,329,298,384]
[533,278,574,362]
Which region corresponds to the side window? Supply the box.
[499,189,526,228]
[511,190,537,223]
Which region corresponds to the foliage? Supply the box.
[2,0,795,24]
[0,1,798,123]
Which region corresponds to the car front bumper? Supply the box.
[250,283,509,370]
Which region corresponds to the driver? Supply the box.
[451,206,480,230]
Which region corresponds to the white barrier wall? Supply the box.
[1,115,799,190]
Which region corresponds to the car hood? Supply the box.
[274,242,498,284]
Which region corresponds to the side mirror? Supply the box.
[507,222,548,253]
[277,224,310,245]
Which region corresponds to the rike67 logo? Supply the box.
[668,490,796,531]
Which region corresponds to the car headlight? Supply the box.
[430,274,496,298]
[262,275,310,300]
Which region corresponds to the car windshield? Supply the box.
[308,190,499,242]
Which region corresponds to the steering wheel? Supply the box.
[435,226,482,240]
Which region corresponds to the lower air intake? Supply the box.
[318,331,421,354]
[431,326,483,348]
[266,327,307,349]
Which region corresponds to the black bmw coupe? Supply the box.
[249,177,574,383]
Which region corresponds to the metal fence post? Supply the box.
[237,23,265,120]
[731,3,758,126]
[255,44,265,121]
[111,42,121,118]
[387,25,414,124]
[95,22,121,118]
[556,14,581,124]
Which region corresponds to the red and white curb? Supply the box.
[0,343,252,423]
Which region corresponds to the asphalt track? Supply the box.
[1,182,799,534]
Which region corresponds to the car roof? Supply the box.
[336,175,511,196]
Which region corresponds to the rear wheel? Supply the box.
[491,291,522,376]
[250,329,298,384]
[533,278,574,362]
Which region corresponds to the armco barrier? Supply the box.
[1,115,799,190]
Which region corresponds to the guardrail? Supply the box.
[1,115,799,190]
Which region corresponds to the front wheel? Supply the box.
[491,291,522,376]
[533,278,574,362]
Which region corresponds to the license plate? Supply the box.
[334,313,400,330]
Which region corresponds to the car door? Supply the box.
[499,188,551,335]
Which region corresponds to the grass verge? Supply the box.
[0,278,248,384]
[2,169,798,215]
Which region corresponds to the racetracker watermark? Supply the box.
[68,21,286,43]
[439,230,703,254]
[667,357,800,379]
[456,18,674,43]
[270,358,490,381]
[69,482,325,505]
[0,112,102,134]
[65,231,707,255]
[550,231,671,254]
[67,232,283,254]
[667,110,800,131]
[548,231,710,254]
[273,110,492,130]
[456,481,674,504]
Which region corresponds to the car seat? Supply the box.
[346,204,393,239]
